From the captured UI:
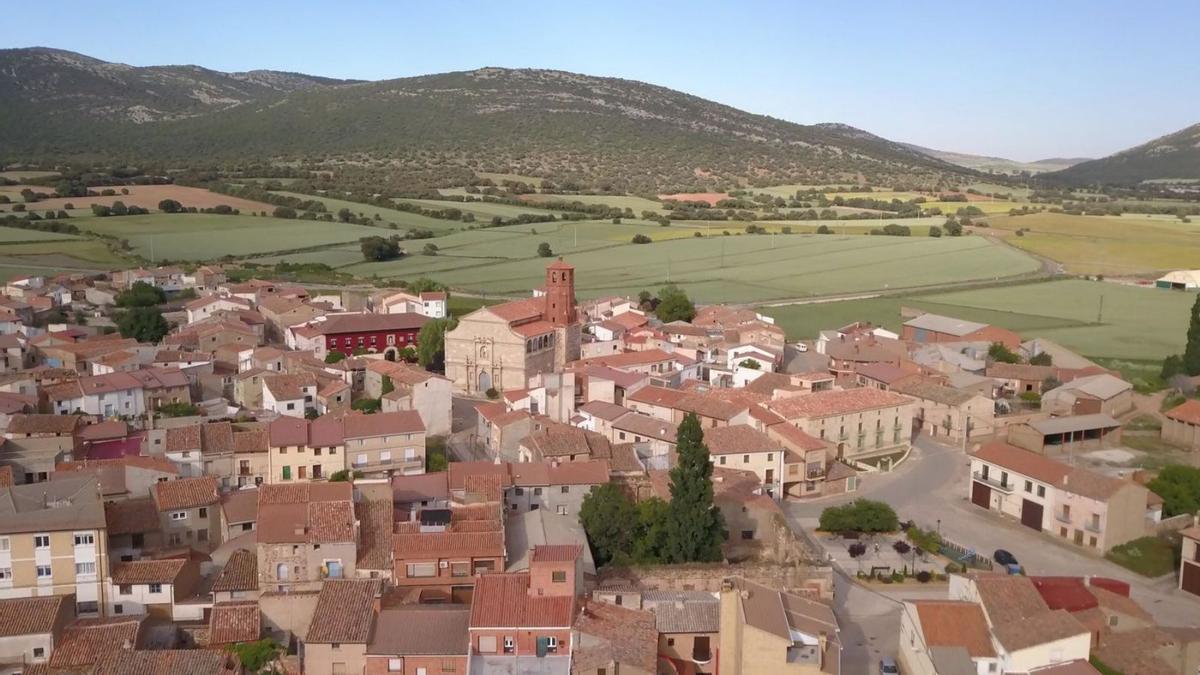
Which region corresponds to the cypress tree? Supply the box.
[1184,294,1200,375]
[663,413,726,563]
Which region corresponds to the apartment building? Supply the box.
[344,411,426,478]
[0,476,109,617]
[266,415,345,483]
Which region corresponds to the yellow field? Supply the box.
[922,199,1024,215]
[985,212,1200,275]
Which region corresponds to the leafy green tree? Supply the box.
[425,438,449,473]
[818,500,899,533]
[1148,464,1200,516]
[655,284,695,323]
[1183,294,1200,375]
[662,413,726,563]
[631,497,670,564]
[423,243,439,256]
[337,208,353,223]
[928,225,942,237]
[537,242,553,257]
[158,199,182,213]
[417,317,457,371]
[329,469,364,482]
[815,224,833,234]
[1162,354,1185,380]
[381,375,394,396]
[156,402,199,417]
[580,483,638,566]
[739,358,761,370]
[631,234,652,244]
[360,236,401,262]
[1029,351,1053,366]
[273,206,297,219]
[116,307,169,343]
[116,281,165,307]
[325,351,346,364]
[988,342,1020,364]
[231,638,281,674]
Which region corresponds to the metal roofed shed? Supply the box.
[1008,413,1122,454]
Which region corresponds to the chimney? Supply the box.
[294,526,306,536]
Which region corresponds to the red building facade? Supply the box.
[320,313,430,357]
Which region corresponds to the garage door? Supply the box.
[971,481,991,509]
[1020,499,1044,531]
[1183,563,1200,597]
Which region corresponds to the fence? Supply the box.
[939,538,994,571]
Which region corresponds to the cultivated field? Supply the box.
[71,213,392,261]
[391,197,565,221]
[271,191,462,234]
[764,279,1191,361]
[517,193,668,215]
[984,212,1200,275]
[336,229,1039,303]
[0,185,275,214]
[0,227,81,243]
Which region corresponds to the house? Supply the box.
[220,488,258,541]
[517,423,611,464]
[507,460,609,515]
[641,590,721,672]
[256,482,357,593]
[1,413,83,484]
[392,503,505,604]
[309,312,429,360]
[467,547,580,672]
[1007,414,1122,454]
[372,289,449,318]
[151,476,222,552]
[898,599,1000,674]
[891,375,996,444]
[446,261,582,394]
[206,600,261,648]
[1042,374,1134,418]
[104,497,163,562]
[105,558,201,619]
[610,412,677,464]
[0,476,109,616]
[765,388,915,464]
[903,312,1021,350]
[704,424,785,495]
[1182,526,1200,598]
[368,360,453,435]
[1162,399,1200,449]
[53,455,178,502]
[344,410,426,477]
[184,295,252,325]
[303,579,381,675]
[573,599,658,675]
[266,415,346,483]
[824,334,907,378]
[261,373,318,418]
[718,577,841,675]
[948,574,1091,673]
[473,403,533,461]
[391,472,451,517]
[0,595,75,668]
[968,441,1158,551]
[365,605,470,675]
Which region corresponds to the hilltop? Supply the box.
[0,48,969,192]
[1045,122,1200,185]
[901,143,1089,175]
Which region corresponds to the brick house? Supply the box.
[392,503,505,604]
[902,313,1021,349]
[312,313,430,360]
[1163,399,1200,449]
[365,605,469,675]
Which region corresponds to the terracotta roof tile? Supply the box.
[469,573,574,628]
[703,424,780,455]
[103,497,160,536]
[316,312,429,335]
[307,579,381,644]
[367,605,470,656]
[93,649,237,675]
[486,298,544,323]
[573,600,658,673]
[0,595,68,637]
[1164,398,1200,425]
[208,601,261,645]
[531,544,582,563]
[5,413,82,435]
[394,529,504,560]
[356,498,394,570]
[151,476,219,511]
[912,600,996,658]
[50,617,144,668]
[256,482,355,544]
[110,558,187,585]
[211,549,258,593]
[765,388,913,419]
[343,410,424,438]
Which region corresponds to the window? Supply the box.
[198,507,208,518]
[560,485,569,494]
[503,637,515,653]
[719,456,726,465]
[34,534,50,549]
[355,454,367,466]
[743,454,750,464]
[149,583,163,594]
[556,505,567,515]
[114,604,123,614]
[287,403,296,411]
[767,453,774,462]
[407,563,437,578]
[533,488,542,496]
[36,565,52,580]
[120,584,133,594]
[77,600,98,615]
[552,571,567,583]
[388,659,403,672]
[0,537,7,552]
[742,530,754,540]
[74,533,94,546]
[1024,480,1033,493]
[75,562,96,576]
[33,647,44,659]
[380,451,391,463]
[171,511,187,521]
[0,568,11,581]
[1037,485,1046,497]
[667,638,675,646]
[514,487,524,496]
[547,636,558,650]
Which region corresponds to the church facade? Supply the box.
[445,260,582,394]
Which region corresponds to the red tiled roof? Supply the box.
[104,498,160,536]
[577,349,675,369]
[394,529,504,559]
[913,601,997,658]
[469,573,575,628]
[151,476,219,511]
[307,580,381,644]
[0,595,68,637]
[765,388,913,419]
[531,544,582,563]
[111,558,187,585]
[208,601,261,645]
[702,424,781,455]
[343,410,424,438]
[316,312,429,335]
[50,618,144,668]
[211,549,258,593]
[487,298,544,323]
[1165,398,1200,425]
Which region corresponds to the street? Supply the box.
[785,436,1200,671]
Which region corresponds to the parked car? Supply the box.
[880,657,899,674]
[993,549,1019,566]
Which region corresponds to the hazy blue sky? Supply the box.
[5,0,1197,161]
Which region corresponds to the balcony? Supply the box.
[1085,520,1103,534]
[692,643,712,665]
[972,471,1014,493]
[1055,510,1072,524]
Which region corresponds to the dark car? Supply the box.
[993,549,1019,566]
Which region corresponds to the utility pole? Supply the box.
[1097,294,1104,323]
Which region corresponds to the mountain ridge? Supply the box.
[1044,123,1200,185]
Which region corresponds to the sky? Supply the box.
[5,0,1198,161]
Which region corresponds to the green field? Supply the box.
[391,197,565,221]
[764,279,1192,361]
[271,191,463,234]
[337,229,1039,303]
[518,193,668,215]
[0,227,81,243]
[71,213,392,261]
[984,212,1200,275]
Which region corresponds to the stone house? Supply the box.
[256,482,357,593]
[151,476,222,552]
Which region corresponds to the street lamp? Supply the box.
[936,519,941,536]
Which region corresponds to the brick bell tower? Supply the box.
[544,259,581,368]
[544,259,577,325]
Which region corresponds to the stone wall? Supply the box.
[596,560,834,600]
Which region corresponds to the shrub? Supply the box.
[485,387,499,400]
[819,499,899,533]
[944,562,961,575]
[847,543,867,558]
[881,575,893,584]
[1019,391,1042,404]
[892,541,911,555]
[891,571,904,583]
[631,234,652,244]
[916,570,932,583]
